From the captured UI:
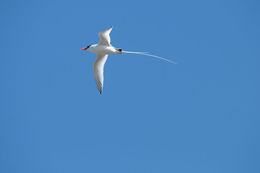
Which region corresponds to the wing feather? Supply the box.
[93,54,108,94]
[98,26,113,46]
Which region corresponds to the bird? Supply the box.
[81,26,176,94]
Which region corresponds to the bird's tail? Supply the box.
[121,51,177,64]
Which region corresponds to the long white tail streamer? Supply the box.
[121,51,177,64]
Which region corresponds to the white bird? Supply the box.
[81,26,176,94]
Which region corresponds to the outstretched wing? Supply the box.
[93,54,108,94]
[98,26,113,46]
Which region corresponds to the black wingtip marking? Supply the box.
[97,87,102,94]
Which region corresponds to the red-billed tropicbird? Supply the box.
[81,26,176,94]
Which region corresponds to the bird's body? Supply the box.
[87,44,121,55]
[81,26,175,94]
[81,26,119,94]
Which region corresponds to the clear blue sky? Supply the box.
[1,0,259,172]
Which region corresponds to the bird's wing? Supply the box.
[98,26,113,46]
[93,54,108,94]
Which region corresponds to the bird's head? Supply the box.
[80,45,91,50]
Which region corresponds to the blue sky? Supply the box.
[1,0,259,172]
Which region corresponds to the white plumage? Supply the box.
[81,26,176,94]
